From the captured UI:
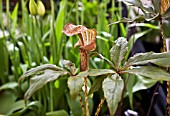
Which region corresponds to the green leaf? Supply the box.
[110,37,128,69]
[0,91,17,114]
[90,52,116,69]
[11,101,45,116]
[152,0,161,14]
[11,3,19,34]
[55,0,67,64]
[124,66,170,81]
[125,74,157,108]
[19,64,68,101]
[125,74,136,109]
[123,52,170,68]
[126,29,152,59]
[88,76,106,95]
[128,23,159,29]
[116,13,127,37]
[46,110,68,116]
[109,14,159,25]
[67,68,115,98]
[67,71,88,98]
[102,74,124,116]
[24,69,67,100]
[0,82,18,91]
[55,0,66,40]
[7,100,25,115]
[66,93,82,116]
[18,42,29,64]
[19,64,65,81]
[132,75,157,93]
[62,60,78,75]
[88,69,115,77]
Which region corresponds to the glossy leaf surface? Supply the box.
[117,0,154,13]
[102,74,124,116]
[19,64,68,100]
[124,66,170,81]
[110,37,128,69]
[88,69,115,76]
[68,71,88,98]
[25,69,67,100]
[124,52,170,68]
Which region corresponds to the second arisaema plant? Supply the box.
[112,0,170,114]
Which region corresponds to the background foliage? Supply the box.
[0,0,170,115]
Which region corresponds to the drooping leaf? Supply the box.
[102,74,124,116]
[109,14,159,25]
[24,69,68,100]
[19,64,68,101]
[19,64,65,82]
[67,71,88,98]
[46,110,68,116]
[128,23,159,29]
[88,69,115,77]
[124,66,170,81]
[117,0,154,13]
[62,60,78,75]
[123,52,170,68]
[88,75,106,95]
[110,37,128,69]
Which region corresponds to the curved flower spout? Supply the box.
[62,23,96,52]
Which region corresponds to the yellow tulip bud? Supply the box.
[29,0,37,15]
[37,1,46,16]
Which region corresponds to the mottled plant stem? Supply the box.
[95,97,106,116]
[79,93,86,116]
[80,49,88,71]
[80,48,90,116]
[159,17,170,116]
[159,17,167,52]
